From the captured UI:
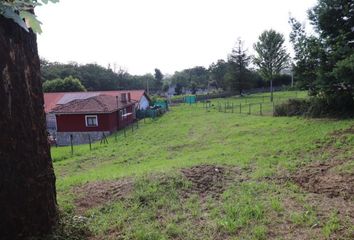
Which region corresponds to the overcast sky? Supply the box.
[36,0,317,75]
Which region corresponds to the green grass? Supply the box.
[51,91,354,239]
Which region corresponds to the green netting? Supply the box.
[154,100,169,110]
[136,108,165,119]
[185,95,196,104]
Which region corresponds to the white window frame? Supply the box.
[85,115,98,127]
[120,110,123,120]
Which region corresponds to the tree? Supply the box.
[0,1,57,239]
[289,17,323,91]
[174,83,183,95]
[43,76,87,92]
[308,0,354,98]
[253,30,290,101]
[209,59,228,90]
[154,68,163,92]
[289,0,354,115]
[228,39,251,95]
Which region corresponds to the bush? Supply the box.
[274,96,354,118]
[43,76,86,92]
[274,99,310,117]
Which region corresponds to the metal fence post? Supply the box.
[70,134,73,155]
[272,101,275,115]
[88,134,92,151]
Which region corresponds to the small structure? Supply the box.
[51,94,135,145]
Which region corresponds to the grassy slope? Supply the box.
[52,91,354,240]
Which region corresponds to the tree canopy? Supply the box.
[43,76,86,92]
[227,39,252,95]
[289,0,354,116]
[254,30,290,101]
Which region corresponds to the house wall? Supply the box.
[139,95,150,110]
[117,105,135,129]
[46,113,57,134]
[55,105,135,145]
[56,112,117,132]
[56,131,110,146]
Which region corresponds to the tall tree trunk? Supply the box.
[0,16,57,239]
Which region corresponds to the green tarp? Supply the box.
[185,95,196,104]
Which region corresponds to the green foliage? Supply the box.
[253,30,290,81]
[227,39,252,94]
[332,53,354,84]
[43,76,86,92]
[174,82,183,95]
[274,96,354,118]
[209,59,229,90]
[0,0,58,33]
[274,99,310,117]
[41,60,163,92]
[290,0,354,116]
[154,68,163,91]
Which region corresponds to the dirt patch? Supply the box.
[292,160,354,200]
[329,126,354,137]
[74,178,133,214]
[181,164,249,198]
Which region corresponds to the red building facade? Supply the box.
[52,94,135,145]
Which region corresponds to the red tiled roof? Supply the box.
[51,95,134,114]
[44,90,148,113]
[43,92,65,113]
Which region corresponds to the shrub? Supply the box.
[274,95,354,118]
[274,99,310,117]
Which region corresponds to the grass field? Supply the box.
[51,91,354,240]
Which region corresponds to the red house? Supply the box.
[52,93,135,145]
[44,90,151,134]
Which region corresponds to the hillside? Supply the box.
[51,91,354,240]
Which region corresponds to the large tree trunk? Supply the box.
[0,16,57,239]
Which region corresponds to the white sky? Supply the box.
[36,0,317,75]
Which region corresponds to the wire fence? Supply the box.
[202,92,306,116]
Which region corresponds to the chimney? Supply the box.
[116,96,119,109]
[121,93,127,103]
[128,92,131,102]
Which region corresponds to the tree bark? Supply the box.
[0,16,57,239]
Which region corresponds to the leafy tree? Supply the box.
[290,0,354,115]
[228,39,251,95]
[308,0,354,95]
[190,81,198,94]
[162,83,170,92]
[0,1,58,238]
[253,30,290,101]
[43,76,86,92]
[209,59,228,90]
[289,17,324,91]
[154,68,164,91]
[174,83,183,95]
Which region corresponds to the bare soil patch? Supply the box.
[180,164,250,198]
[292,160,354,200]
[74,178,133,214]
[330,126,354,137]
